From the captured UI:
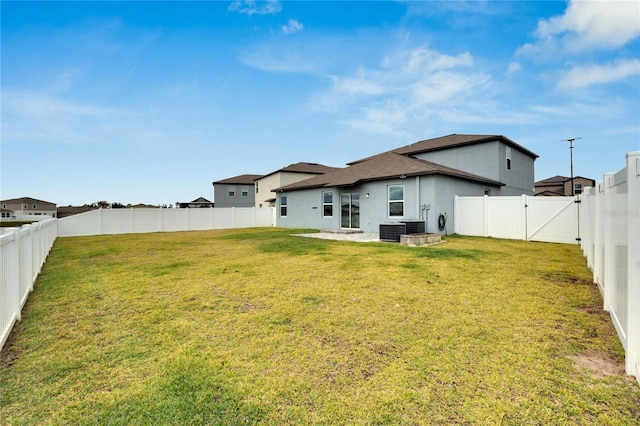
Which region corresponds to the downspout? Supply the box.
[416,176,421,220]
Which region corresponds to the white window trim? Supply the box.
[280,195,288,217]
[241,185,249,197]
[506,146,512,171]
[228,185,235,197]
[388,185,405,218]
[322,191,333,217]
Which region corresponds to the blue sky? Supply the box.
[2,1,639,206]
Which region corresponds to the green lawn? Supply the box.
[1,228,639,425]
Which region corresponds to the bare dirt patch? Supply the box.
[568,352,625,378]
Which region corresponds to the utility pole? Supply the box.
[563,137,583,242]
[563,137,582,196]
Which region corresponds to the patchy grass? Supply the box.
[1,228,639,425]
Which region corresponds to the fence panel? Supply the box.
[57,207,275,237]
[454,195,578,244]
[0,219,57,350]
[487,196,525,240]
[453,196,485,236]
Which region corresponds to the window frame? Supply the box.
[228,185,235,197]
[574,182,583,194]
[388,185,405,218]
[506,146,512,171]
[280,195,288,217]
[241,185,249,197]
[322,191,333,217]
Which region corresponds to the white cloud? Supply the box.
[523,0,640,54]
[228,0,282,16]
[282,19,303,35]
[506,62,522,75]
[558,59,640,89]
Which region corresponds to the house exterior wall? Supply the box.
[1,199,57,218]
[255,172,320,208]
[214,184,255,208]
[563,177,595,195]
[277,175,497,234]
[413,141,535,195]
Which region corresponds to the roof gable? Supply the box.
[350,134,538,165]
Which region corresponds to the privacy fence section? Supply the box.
[580,151,639,381]
[453,194,579,244]
[1,219,58,350]
[58,207,276,237]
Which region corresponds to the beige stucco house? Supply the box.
[254,162,340,208]
[1,197,57,220]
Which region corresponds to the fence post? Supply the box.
[602,172,616,312]
[482,195,489,237]
[522,194,528,241]
[626,151,640,379]
[593,181,604,290]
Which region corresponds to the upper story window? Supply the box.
[241,186,249,197]
[228,185,235,197]
[23,204,28,209]
[256,182,259,193]
[322,191,333,217]
[574,183,583,194]
[280,195,288,217]
[33,204,37,209]
[388,185,404,217]
[506,146,512,171]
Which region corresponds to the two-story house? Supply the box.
[254,162,340,208]
[1,197,57,220]
[534,175,595,196]
[274,134,538,234]
[212,174,263,208]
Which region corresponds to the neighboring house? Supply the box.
[57,206,96,219]
[274,134,538,235]
[254,162,341,208]
[177,197,214,208]
[1,197,57,220]
[212,174,263,208]
[535,175,595,196]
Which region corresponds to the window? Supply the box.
[241,186,249,197]
[484,188,491,196]
[506,146,512,171]
[228,185,235,197]
[388,185,404,217]
[33,204,37,209]
[24,204,28,209]
[322,191,333,217]
[574,183,583,194]
[280,195,288,217]
[256,182,259,193]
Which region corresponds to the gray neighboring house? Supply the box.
[274,134,538,234]
[212,174,263,208]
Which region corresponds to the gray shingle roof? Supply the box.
[212,174,263,185]
[259,162,341,179]
[350,134,539,165]
[276,152,503,192]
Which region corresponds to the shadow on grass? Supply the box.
[84,357,265,425]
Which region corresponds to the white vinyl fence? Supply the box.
[58,207,276,237]
[1,219,57,350]
[580,151,639,381]
[454,194,580,244]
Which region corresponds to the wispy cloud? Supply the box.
[228,0,282,16]
[558,59,640,90]
[282,19,303,35]
[518,0,640,55]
